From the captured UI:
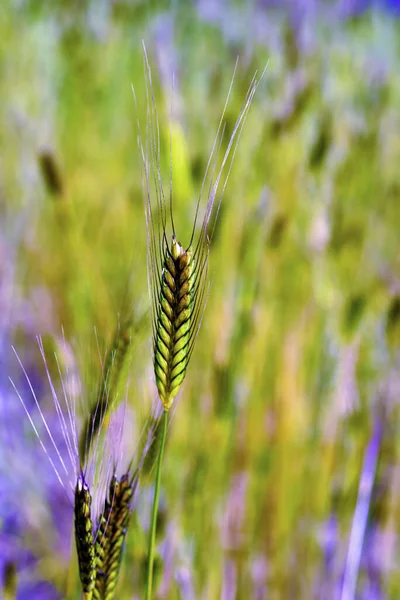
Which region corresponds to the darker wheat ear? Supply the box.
[74,472,96,600]
[9,330,156,600]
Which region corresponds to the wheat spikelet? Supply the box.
[75,472,96,600]
[93,473,135,600]
[135,43,264,410]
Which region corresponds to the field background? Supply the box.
[1,1,400,599]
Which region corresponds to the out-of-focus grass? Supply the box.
[1,2,400,599]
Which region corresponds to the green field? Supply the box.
[1,2,400,599]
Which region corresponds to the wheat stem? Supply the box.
[145,409,168,600]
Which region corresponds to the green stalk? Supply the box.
[146,409,168,600]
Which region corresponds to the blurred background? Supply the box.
[1,1,400,598]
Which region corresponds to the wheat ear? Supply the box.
[93,473,135,600]
[75,472,96,600]
[154,237,195,410]
[135,45,263,411]
[10,334,151,598]
[136,42,264,600]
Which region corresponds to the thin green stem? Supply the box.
[146,409,168,600]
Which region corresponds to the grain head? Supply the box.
[136,43,263,410]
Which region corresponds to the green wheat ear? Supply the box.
[154,237,195,410]
[74,473,96,600]
[135,44,264,599]
[93,473,135,600]
[135,44,263,411]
